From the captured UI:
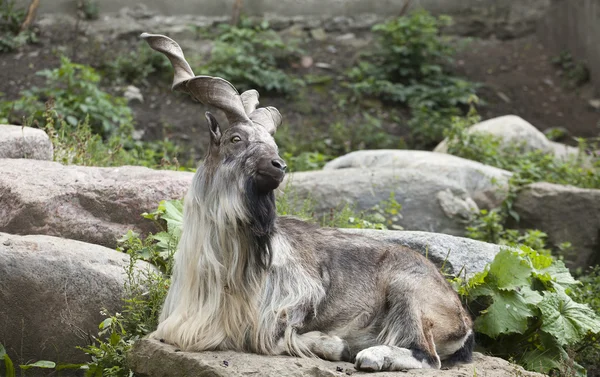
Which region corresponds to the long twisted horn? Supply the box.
[141,32,283,134]
[140,32,249,126]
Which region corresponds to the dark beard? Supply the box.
[244,177,277,270]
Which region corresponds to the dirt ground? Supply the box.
[454,35,600,142]
[0,18,598,161]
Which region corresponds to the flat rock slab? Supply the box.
[340,229,502,277]
[129,339,544,377]
[0,232,152,365]
[0,124,53,160]
[0,159,193,247]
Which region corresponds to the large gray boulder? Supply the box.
[513,182,600,268]
[434,115,580,159]
[128,338,544,377]
[0,232,152,365]
[285,151,511,236]
[0,159,193,247]
[340,229,501,278]
[0,124,53,160]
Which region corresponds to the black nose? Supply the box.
[272,158,287,171]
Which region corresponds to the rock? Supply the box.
[0,232,152,365]
[339,229,502,277]
[286,151,511,236]
[0,159,193,248]
[279,24,306,39]
[128,338,544,377]
[300,55,313,68]
[309,27,327,41]
[0,124,53,160]
[513,182,600,268]
[315,62,333,69]
[124,85,144,103]
[434,115,580,159]
[589,98,600,110]
[334,32,355,42]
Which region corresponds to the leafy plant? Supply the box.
[445,118,600,375]
[276,180,402,230]
[79,199,180,377]
[552,52,590,88]
[371,11,454,83]
[0,0,37,53]
[281,151,331,172]
[276,112,404,169]
[80,0,99,20]
[196,19,303,94]
[1,342,84,376]
[456,246,600,376]
[101,42,171,86]
[571,267,600,377]
[1,56,134,137]
[444,122,600,190]
[345,9,480,147]
[43,106,185,169]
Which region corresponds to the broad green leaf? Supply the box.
[539,291,600,345]
[1,343,16,377]
[162,200,184,235]
[116,230,139,244]
[467,283,495,300]
[536,259,579,292]
[520,285,543,306]
[99,317,112,330]
[151,232,174,248]
[474,290,536,338]
[20,360,56,370]
[56,363,88,371]
[4,358,15,377]
[135,247,152,260]
[110,331,122,346]
[459,269,491,298]
[487,249,532,291]
[520,245,553,270]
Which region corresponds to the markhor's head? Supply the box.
[141,32,287,194]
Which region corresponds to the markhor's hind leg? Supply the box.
[354,318,442,371]
[355,280,444,371]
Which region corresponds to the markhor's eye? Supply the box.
[231,136,242,143]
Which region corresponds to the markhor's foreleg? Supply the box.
[355,345,438,371]
[275,330,350,361]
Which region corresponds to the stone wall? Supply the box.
[538,0,600,92]
[20,0,550,37]
[18,0,540,18]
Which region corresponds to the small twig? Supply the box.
[398,0,412,17]
[230,0,244,26]
[19,0,40,33]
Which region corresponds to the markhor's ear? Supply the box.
[204,112,221,145]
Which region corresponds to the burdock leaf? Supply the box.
[539,292,600,346]
[487,249,532,291]
[474,290,536,338]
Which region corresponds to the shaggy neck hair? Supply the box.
[157,158,280,351]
